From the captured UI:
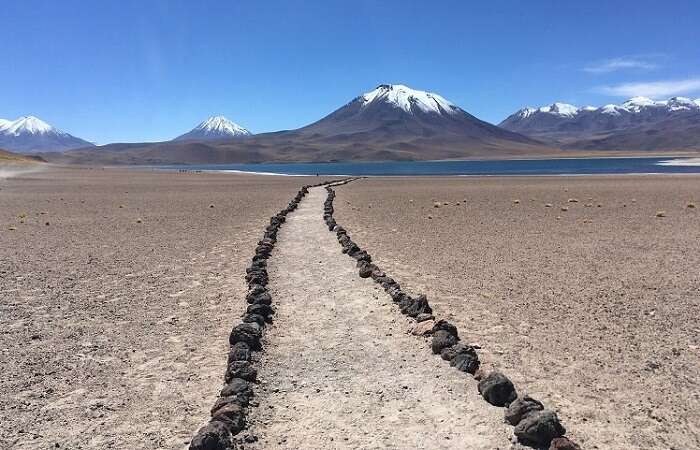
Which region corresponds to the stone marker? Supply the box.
[504,395,545,425]
[431,330,459,354]
[514,410,566,446]
[477,371,517,406]
[549,436,582,450]
[189,421,235,450]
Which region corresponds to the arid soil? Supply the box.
[332,176,700,450]
[0,167,331,449]
[3,168,699,449]
[246,187,512,449]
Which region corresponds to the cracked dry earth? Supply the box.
[245,187,512,449]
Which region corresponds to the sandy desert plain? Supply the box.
[0,165,699,450]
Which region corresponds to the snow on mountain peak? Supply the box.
[360,84,460,115]
[623,96,655,106]
[529,102,579,117]
[515,107,538,119]
[600,104,626,116]
[195,115,251,136]
[540,102,579,117]
[1,115,63,136]
[509,95,700,122]
[666,96,698,111]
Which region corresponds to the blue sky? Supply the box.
[1,0,699,143]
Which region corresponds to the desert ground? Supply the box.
[1,167,698,449]
[0,167,332,449]
[332,176,700,450]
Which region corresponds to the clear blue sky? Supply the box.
[2,0,699,143]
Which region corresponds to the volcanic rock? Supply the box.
[477,371,517,406]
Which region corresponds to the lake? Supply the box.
[156,156,700,176]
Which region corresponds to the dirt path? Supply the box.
[246,187,511,449]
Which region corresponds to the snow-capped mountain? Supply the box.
[499,96,700,150]
[502,96,700,130]
[359,84,462,116]
[52,84,545,165]
[0,115,94,153]
[298,84,535,145]
[174,115,251,141]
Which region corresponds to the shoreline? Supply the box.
[99,154,700,177]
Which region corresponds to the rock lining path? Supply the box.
[245,187,511,449]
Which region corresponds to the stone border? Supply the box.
[188,179,352,450]
[323,184,582,450]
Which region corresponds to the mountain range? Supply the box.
[0,116,94,153]
[6,85,700,164]
[44,84,549,165]
[500,96,700,150]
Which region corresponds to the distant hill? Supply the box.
[47,84,550,165]
[0,116,94,153]
[0,148,46,164]
[500,97,700,151]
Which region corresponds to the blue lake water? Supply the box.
[156,157,700,176]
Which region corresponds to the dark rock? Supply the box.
[225,361,257,382]
[358,263,373,278]
[381,279,396,289]
[241,313,266,327]
[247,303,274,320]
[477,371,517,406]
[228,323,262,351]
[246,260,266,272]
[246,291,272,305]
[227,342,251,364]
[403,294,432,317]
[505,395,545,426]
[450,352,480,374]
[431,319,459,338]
[246,283,265,295]
[245,273,267,286]
[388,289,407,304]
[441,342,476,359]
[211,403,246,435]
[211,393,251,410]
[371,270,387,280]
[549,437,582,450]
[189,421,234,450]
[352,250,372,262]
[397,295,414,311]
[514,410,566,446]
[220,378,253,397]
[431,330,458,354]
[343,243,360,255]
[415,313,435,323]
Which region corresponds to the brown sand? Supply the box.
[0,167,331,449]
[333,176,700,450]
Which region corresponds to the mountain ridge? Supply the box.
[500,96,700,150]
[45,84,550,165]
